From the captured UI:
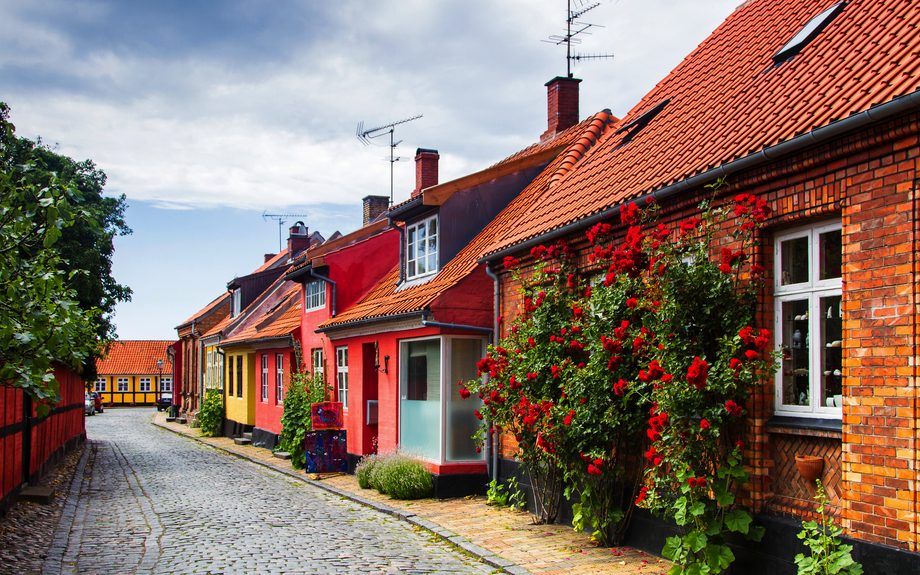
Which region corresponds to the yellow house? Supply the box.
[220,344,257,436]
[94,340,176,406]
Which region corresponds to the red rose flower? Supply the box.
[700,419,710,430]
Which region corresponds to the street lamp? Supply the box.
[156,359,164,396]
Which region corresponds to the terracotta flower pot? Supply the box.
[795,454,824,481]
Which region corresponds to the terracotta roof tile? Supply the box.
[220,283,302,345]
[176,293,230,329]
[320,111,615,329]
[487,0,920,254]
[97,341,175,376]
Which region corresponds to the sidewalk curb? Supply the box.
[152,420,534,575]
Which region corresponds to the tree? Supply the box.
[0,102,130,409]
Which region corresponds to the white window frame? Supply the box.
[206,351,213,389]
[232,289,241,317]
[139,377,152,393]
[312,348,324,378]
[94,377,107,392]
[398,335,486,465]
[336,347,348,409]
[261,354,269,402]
[161,376,172,393]
[117,377,129,392]
[406,215,439,280]
[773,220,843,418]
[276,353,284,404]
[304,280,326,311]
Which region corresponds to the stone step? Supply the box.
[177,418,188,425]
[273,452,291,460]
[165,417,176,423]
[242,432,252,440]
[234,437,251,446]
[20,486,54,505]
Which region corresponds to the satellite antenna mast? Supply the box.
[356,114,423,206]
[542,0,615,77]
[262,211,309,253]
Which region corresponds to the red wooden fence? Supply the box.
[0,365,86,513]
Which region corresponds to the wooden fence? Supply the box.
[0,366,86,513]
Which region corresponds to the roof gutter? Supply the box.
[421,311,493,344]
[481,88,920,263]
[315,310,424,334]
[310,269,337,317]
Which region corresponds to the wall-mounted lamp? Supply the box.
[382,355,389,374]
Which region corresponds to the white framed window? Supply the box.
[94,377,107,392]
[232,289,241,317]
[276,353,284,404]
[399,336,485,463]
[305,280,326,311]
[161,376,172,393]
[261,354,269,402]
[117,377,129,392]
[139,377,152,392]
[215,354,223,390]
[406,215,438,280]
[336,347,348,408]
[774,220,842,417]
[206,351,213,389]
[312,348,324,378]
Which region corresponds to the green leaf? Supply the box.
[724,510,752,534]
[690,501,707,516]
[685,531,708,553]
[663,535,682,560]
[704,544,734,571]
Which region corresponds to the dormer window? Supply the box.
[231,289,241,317]
[304,280,326,311]
[406,215,439,280]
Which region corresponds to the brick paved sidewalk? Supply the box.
[152,411,670,575]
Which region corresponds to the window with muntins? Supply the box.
[774,221,842,417]
[236,356,243,398]
[117,377,129,392]
[261,354,268,401]
[161,376,172,392]
[227,355,234,396]
[305,280,326,311]
[139,377,152,392]
[406,215,438,279]
[276,353,284,403]
[312,348,324,378]
[336,347,348,408]
[95,377,106,392]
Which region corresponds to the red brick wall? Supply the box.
[493,111,920,551]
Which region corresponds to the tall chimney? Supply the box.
[412,148,439,198]
[540,77,581,143]
[362,195,390,226]
[287,221,310,257]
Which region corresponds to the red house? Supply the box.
[479,0,920,570]
[316,96,615,496]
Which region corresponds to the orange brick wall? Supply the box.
[493,111,920,551]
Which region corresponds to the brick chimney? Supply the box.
[540,77,581,143]
[287,221,310,257]
[412,148,439,198]
[264,253,275,263]
[362,195,390,226]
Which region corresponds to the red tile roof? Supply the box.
[97,341,176,376]
[320,111,615,329]
[176,292,230,329]
[486,0,920,255]
[219,283,302,345]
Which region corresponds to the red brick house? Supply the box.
[316,98,616,496]
[479,0,920,571]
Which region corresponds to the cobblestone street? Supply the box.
[44,408,496,575]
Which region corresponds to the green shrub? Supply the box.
[197,388,223,437]
[355,453,378,489]
[367,449,432,500]
[279,349,326,469]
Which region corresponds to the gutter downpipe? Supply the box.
[481,89,920,265]
[485,263,501,483]
[419,311,495,480]
[310,269,337,318]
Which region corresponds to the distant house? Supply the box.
[94,340,177,406]
[175,293,231,417]
[317,90,614,496]
[479,0,920,570]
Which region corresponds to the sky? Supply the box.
[1,0,742,340]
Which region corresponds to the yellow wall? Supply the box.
[223,347,256,425]
[91,375,168,405]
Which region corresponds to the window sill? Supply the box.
[766,415,842,439]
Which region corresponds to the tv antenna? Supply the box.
[542,0,614,78]
[356,114,422,205]
[262,212,309,253]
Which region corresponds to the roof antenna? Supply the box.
[543,0,615,78]
[356,114,423,206]
[262,212,309,253]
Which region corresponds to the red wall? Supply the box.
[252,344,296,436]
[0,366,86,512]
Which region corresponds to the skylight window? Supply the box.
[615,99,670,148]
[773,2,846,64]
